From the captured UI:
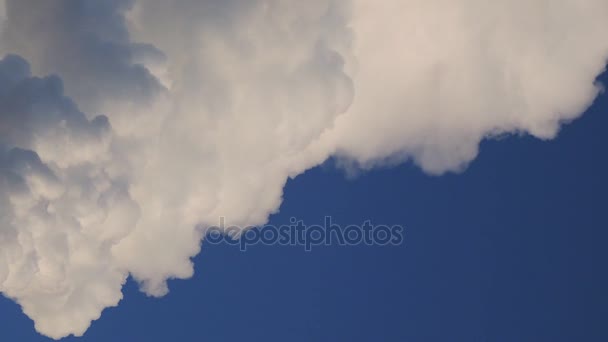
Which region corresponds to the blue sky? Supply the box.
[2,72,607,341]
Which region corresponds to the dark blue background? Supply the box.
[2,73,607,341]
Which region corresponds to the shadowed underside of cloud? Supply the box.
[0,0,607,339]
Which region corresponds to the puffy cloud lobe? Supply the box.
[0,0,164,115]
[0,55,111,166]
[0,55,137,339]
[111,0,354,297]
[324,0,608,174]
[0,0,607,339]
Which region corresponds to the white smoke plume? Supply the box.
[0,0,606,339]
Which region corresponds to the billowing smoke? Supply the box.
[0,0,606,339]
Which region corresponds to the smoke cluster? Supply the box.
[0,0,606,338]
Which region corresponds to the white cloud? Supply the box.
[0,0,606,339]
